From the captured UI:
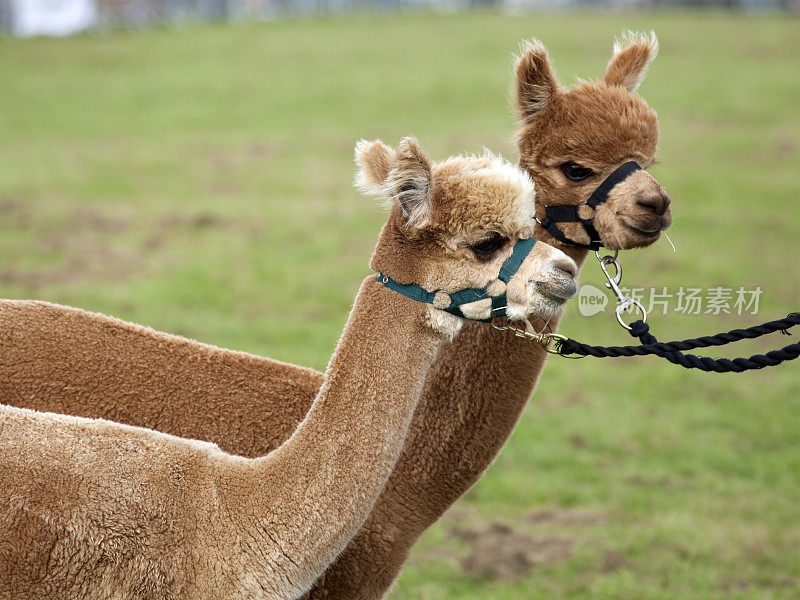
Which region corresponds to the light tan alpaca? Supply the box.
[0,34,671,599]
[0,139,577,600]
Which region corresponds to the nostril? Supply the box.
[661,190,672,211]
[637,195,666,216]
[552,258,577,280]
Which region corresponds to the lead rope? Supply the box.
[555,314,800,373]
[501,251,800,373]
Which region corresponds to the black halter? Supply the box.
[537,161,642,251]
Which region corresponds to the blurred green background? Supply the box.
[1,12,799,599]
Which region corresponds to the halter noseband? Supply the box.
[377,237,537,322]
[537,161,642,251]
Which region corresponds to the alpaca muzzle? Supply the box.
[536,161,642,251]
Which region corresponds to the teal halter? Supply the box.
[377,237,537,322]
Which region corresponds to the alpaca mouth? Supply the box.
[535,278,578,302]
[623,219,662,237]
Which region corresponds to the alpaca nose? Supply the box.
[636,188,671,216]
[552,257,577,280]
[535,255,579,300]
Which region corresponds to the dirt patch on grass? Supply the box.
[0,197,26,215]
[72,205,133,234]
[772,137,799,160]
[600,550,631,573]
[419,505,616,582]
[569,433,587,449]
[537,388,595,410]
[0,202,243,290]
[0,242,140,288]
[195,140,281,173]
[526,507,606,526]
[720,576,798,594]
[449,522,574,581]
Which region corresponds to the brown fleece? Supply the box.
[0,300,319,457]
[0,141,571,599]
[0,279,445,600]
[0,34,671,600]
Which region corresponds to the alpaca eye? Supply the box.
[561,162,595,182]
[469,234,508,261]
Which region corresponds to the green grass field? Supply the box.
[1,11,798,599]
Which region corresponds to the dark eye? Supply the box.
[561,162,595,182]
[469,233,508,261]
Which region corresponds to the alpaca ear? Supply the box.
[603,31,658,93]
[388,137,432,227]
[354,139,396,196]
[514,39,559,126]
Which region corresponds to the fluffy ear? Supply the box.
[388,137,432,227]
[603,31,658,93]
[354,139,396,196]
[514,39,559,126]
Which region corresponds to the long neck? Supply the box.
[224,276,443,593]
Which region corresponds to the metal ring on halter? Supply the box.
[490,307,509,330]
[615,299,647,330]
[595,249,619,262]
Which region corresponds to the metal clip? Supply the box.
[505,321,568,354]
[595,250,647,330]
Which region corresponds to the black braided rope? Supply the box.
[557,313,800,373]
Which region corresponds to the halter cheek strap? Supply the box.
[538,161,642,251]
[377,237,537,322]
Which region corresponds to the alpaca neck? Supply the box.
[227,276,443,594]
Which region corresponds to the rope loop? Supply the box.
[628,320,650,338]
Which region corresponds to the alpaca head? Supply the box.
[514,32,672,251]
[356,137,577,335]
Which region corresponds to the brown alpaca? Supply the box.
[0,138,577,600]
[0,34,671,599]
